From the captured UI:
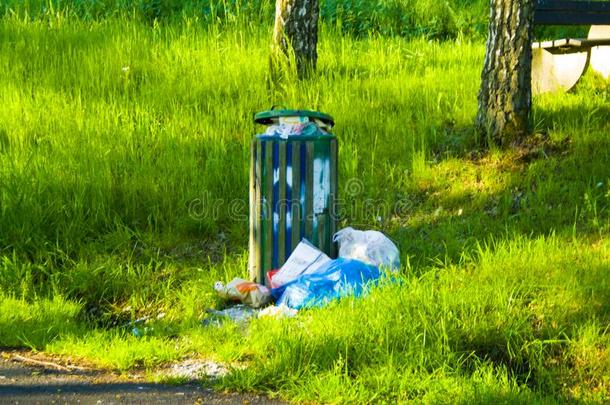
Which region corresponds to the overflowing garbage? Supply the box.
[249,109,338,285]
[209,227,399,323]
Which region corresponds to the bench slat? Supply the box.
[533,39,568,48]
[534,10,610,25]
[536,0,610,12]
[535,0,610,25]
[576,38,610,46]
[533,37,610,50]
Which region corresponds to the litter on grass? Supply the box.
[165,359,228,381]
[210,227,399,321]
[267,239,331,289]
[204,304,296,325]
[258,304,298,318]
[214,278,271,308]
[272,258,381,309]
[204,305,257,325]
[334,227,400,270]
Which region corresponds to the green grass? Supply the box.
[1,0,488,39]
[1,8,610,404]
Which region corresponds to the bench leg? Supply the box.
[589,25,610,80]
[532,48,590,95]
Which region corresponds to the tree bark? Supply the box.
[476,0,535,147]
[272,0,319,79]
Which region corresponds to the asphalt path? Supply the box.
[0,352,286,405]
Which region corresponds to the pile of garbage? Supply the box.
[209,227,399,323]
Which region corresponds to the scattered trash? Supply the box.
[264,121,324,139]
[131,326,154,337]
[165,359,228,381]
[274,258,381,309]
[214,278,271,308]
[333,227,400,270]
[204,305,258,325]
[266,269,279,287]
[121,315,151,328]
[204,303,298,325]
[120,311,166,331]
[208,227,399,321]
[269,239,331,289]
[258,304,298,319]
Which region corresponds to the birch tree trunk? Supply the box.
[272,0,319,78]
[476,0,535,147]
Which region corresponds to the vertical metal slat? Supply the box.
[264,141,274,274]
[278,141,287,266]
[291,141,301,251]
[255,140,263,282]
[317,213,326,254]
[305,141,314,245]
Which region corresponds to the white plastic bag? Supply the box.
[258,304,298,319]
[333,227,400,271]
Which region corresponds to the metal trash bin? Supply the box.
[249,109,338,285]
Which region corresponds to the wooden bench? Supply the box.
[532,0,610,94]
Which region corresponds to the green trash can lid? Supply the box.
[254,108,334,128]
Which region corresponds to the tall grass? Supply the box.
[1,0,488,38]
[0,15,486,267]
[1,7,610,404]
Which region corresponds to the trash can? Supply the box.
[249,109,338,285]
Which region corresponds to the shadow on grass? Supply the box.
[534,103,610,130]
[391,117,610,267]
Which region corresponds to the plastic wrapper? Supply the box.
[204,305,257,325]
[270,239,332,289]
[264,122,326,139]
[333,227,400,271]
[258,304,298,319]
[214,278,271,308]
[273,258,380,309]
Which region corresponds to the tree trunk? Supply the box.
[476,0,535,147]
[272,0,319,78]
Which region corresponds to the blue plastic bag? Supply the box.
[272,258,380,309]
